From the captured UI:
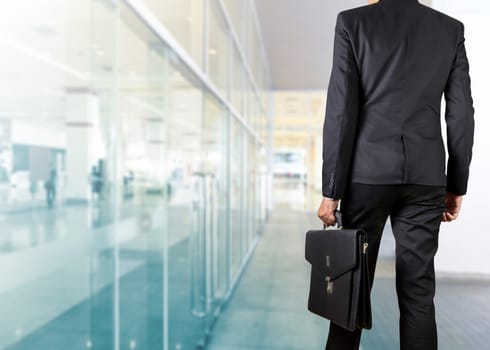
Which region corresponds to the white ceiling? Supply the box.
[254,0,367,90]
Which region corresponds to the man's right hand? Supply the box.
[442,192,463,222]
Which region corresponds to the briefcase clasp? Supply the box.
[325,276,334,294]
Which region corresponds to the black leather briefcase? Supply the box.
[305,210,372,331]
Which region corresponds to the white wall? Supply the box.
[432,0,490,275]
[11,120,65,149]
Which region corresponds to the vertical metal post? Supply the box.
[226,27,233,293]
[204,174,218,307]
[266,89,274,215]
[108,1,121,349]
[190,174,206,317]
[204,175,212,313]
[161,44,170,350]
[242,129,248,256]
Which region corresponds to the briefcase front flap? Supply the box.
[305,228,361,281]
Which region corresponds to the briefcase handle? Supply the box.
[322,209,343,229]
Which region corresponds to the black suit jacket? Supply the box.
[322,0,475,199]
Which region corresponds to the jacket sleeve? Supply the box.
[322,13,360,199]
[444,22,475,195]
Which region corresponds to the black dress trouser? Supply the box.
[325,182,447,350]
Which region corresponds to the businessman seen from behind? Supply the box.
[317,0,475,349]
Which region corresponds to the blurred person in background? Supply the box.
[44,168,57,208]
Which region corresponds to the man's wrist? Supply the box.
[323,196,340,201]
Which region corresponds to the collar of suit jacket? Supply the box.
[379,0,419,3]
[379,0,419,2]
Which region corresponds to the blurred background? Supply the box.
[0,0,489,349]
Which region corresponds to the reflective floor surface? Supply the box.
[1,181,489,350]
[207,183,490,350]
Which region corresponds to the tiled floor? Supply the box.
[3,232,216,350]
[206,208,490,350]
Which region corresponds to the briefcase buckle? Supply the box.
[325,276,334,294]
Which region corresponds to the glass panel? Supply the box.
[248,88,254,130]
[252,96,259,133]
[248,137,256,241]
[231,45,244,116]
[242,132,250,254]
[230,118,243,280]
[245,76,253,124]
[243,76,249,124]
[0,0,117,349]
[261,69,269,116]
[117,5,169,349]
[260,104,269,142]
[222,0,246,49]
[257,143,268,230]
[164,53,207,350]
[202,91,229,328]
[256,51,265,101]
[142,0,204,69]
[247,8,260,88]
[165,56,229,348]
[208,0,230,97]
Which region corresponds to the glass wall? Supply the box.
[208,0,230,94]
[0,0,269,349]
[223,0,246,50]
[0,2,119,350]
[142,0,204,69]
[230,118,244,280]
[231,45,244,116]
